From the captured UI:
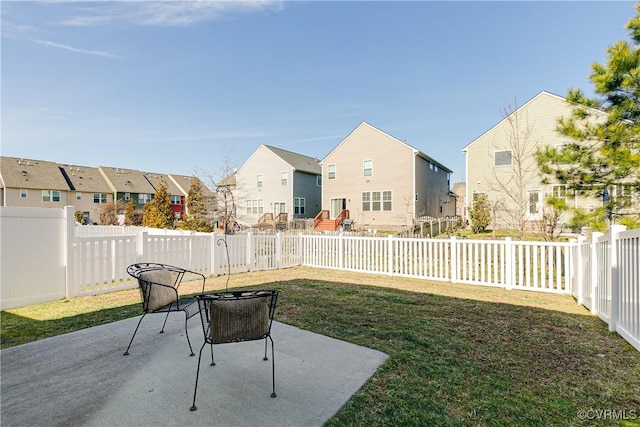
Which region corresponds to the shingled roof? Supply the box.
[143,172,183,196]
[59,164,112,193]
[98,166,156,194]
[0,157,71,190]
[263,145,321,175]
[169,174,216,197]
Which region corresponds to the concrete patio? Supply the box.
[1,314,388,427]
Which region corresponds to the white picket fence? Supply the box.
[1,206,638,351]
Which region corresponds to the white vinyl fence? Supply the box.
[1,206,638,351]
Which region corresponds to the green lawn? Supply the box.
[2,267,639,426]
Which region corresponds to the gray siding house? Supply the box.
[234,145,322,225]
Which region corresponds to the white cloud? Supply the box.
[60,1,284,27]
[33,39,123,59]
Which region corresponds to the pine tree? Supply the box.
[142,177,175,229]
[182,177,212,232]
[470,194,491,234]
[537,5,640,223]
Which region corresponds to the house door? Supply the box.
[274,202,285,216]
[526,190,542,220]
[330,198,347,218]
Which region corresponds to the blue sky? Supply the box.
[1,1,635,185]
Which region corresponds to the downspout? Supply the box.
[413,150,417,225]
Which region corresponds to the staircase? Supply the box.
[313,209,350,232]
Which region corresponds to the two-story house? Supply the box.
[98,166,157,212]
[234,145,322,227]
[144,172,186,220]
[60,163,115,224]
[462,90,628,232]
[320,122,455,231]
[1,157,78,209]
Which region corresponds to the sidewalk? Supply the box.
[1,315,388,427]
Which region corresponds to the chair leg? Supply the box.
[269,335,276,398]
[183,311,195,356]
[190,342,207,411]
[209,344,215,366]
[123,313,146,356]
[160,311,171,333]
[263,337,268,361]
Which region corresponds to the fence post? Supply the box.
[138,231,148,263]
[575,237,586,306]
[246,232,254,272]
[298,233,304,267]
[64,206,76,298]
[504,237,513,290]
[450,236,458,283]
[338,232,344,270]
[609,224,627,332]
[387,235,394,275]
[211,233,219,277]
[590,232,603,315]
[276,232,282,270]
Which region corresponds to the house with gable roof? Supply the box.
[169,173,218,221]
[234,145,322,226]
[59,163,115,224]
[1,156,79,209]
[461,90,638,232]
[98,166,156,211]
[143,172,187,220]
[320,122,455,231]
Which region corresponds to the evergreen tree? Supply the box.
[182,177,212,232]
[537,5,640,222]
[469,194,491,234]
[124,199,143,226]
[142,177,175,229]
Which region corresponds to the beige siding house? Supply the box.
[1,157,75,209]
[322,122,454,231]
[462,91,608,231]
[59,163,114,224]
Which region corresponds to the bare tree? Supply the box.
[486,99,541,239]
[196,145,242,233]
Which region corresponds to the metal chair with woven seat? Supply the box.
[124,263,206,357]
[190,289,279,411]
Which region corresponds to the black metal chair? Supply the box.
[190,290,279,411]
[124,263,206,357]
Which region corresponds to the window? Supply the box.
[434,165,438,172]
[281,172,288,186]
[294,198,305,215]
[429,163,434,170]
[171,195,181,205]
[328,164,336,180]
[383,191,392,211]
[138,193,151,204]
[362,191,392,212]
[362,192,371,211]
[42,190,60,202]
[316,175,322,186]
[82,212,90,223]
[257,175,263,188]
[614,185,632,206]
[246,199,264,215]
[93,193,107,203]
[124,192,131,201]
[372,191,381,211]
[528,190,540,215]
[363,160,373,177]
[76,192,82,201]
[494,150,512,166]
[20,189,27,198]
[552,185,567,202]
